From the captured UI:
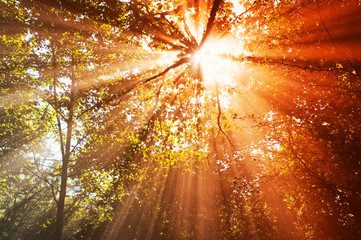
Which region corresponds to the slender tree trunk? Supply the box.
[54,122,73,239]
[54,58,76,240]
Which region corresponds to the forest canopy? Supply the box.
[1,0,361,239]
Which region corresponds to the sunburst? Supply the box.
[191,36,243,87]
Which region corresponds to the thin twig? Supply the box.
[215,85,237,150]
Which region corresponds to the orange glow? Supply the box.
[4,0,361,239]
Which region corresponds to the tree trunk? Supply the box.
[54,121,73,240]
[54,59,75,240]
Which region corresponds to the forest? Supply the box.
[1,0,361,239]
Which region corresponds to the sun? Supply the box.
[191,37,242,87]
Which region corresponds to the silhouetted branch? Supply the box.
[143,57,190,84]
[199,0,223,47]
[75,57,190,120]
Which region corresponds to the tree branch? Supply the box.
[215,85,237,150]
[199,0,223,47]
